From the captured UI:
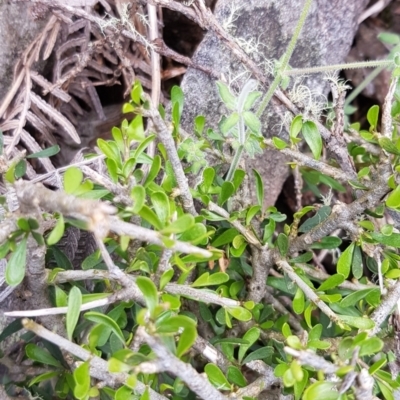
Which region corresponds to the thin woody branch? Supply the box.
[21,319,168,400]
[137,326,227,400]
[140,98,197,215]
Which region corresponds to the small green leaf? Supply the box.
[0,319,23,343]
[29,371,60,387]
[243,91,262,111]
[122,157,137,178]
[201,167,215,193]
[293,288,305,314]
[359,337,383,356]
[130,80,143,104]
[5,162,16,183]
[64,167,83,194]
[377,380,394,400]
[369,357,387,375]
[281,323,292,339]
[73,361,90,399]
[139,205,163,230]
[303,382,339,400]
[97,138,120,163]
[358,166,370,178]
[287,335,302,349]
[17,218,30,232]
[348,179,370,190]
[246,205,261,225]
[131,185,146,214]
[381,224,393,236]
[379,138,400,155]
[370,232,400,247]
[378,32,400,45]
[143,155,161,187]
[263,218,276,244]
[298,206,331,232]
[194,115,206,136]
[216,81,237,111]
[127,115,145,141]
[340,288,379,308]
[294,368,308,400]
[318,274,345,291]
[176,324,197,358]
[294,206,315,219]
[47,214,65,246]
[359,220,375,231]
[27,145,60,158]
[84,312,125,344]
[226,306,252,322]
[136,276,158,316]
[67,286,82,341]
[243,111,261,133]
[253,169,264,207]
[338,315,375,330]
[242,346,274,364]
[204,363,231,390]
[179,223,208,245]
[238,327,260,363]
[337,243,355,279]
[308,324,322,341]
[211,228,239,247]
[290,115,303,139]
[159,269,174,290]
[386,185,400,209]
[133,134,155,160]
[171,85,184,123]
[289,252,313,263]
[218,181,235,206]
[352,245,363,279]
[302,121,322,160]
[272,136,288,149]
[151,191,170,225]
[227,366,247,387]
[220,112,240,135]
[162,214,195,235]
[25,344,61,367]
[367,105,379,129]
[115,386,133,400]
[6,237,27,286]
[277,233,289,256]
[232,169,246,191]
[310,236,342,249]
[192,272,229,287]
[15,160,26,179]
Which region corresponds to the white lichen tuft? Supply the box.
[222,3,243,33]
[288,78,327,120]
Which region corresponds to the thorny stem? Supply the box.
[225,144,244,182]
[344,65,385,107]
[279,0,314,72]
[256,0,314,119]
[226,80,257,182]
[284,59,394,76]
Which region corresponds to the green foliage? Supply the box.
[3,6,400,400]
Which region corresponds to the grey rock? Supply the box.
[180,0,369,207]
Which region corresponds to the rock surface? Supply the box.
[180,0,369,207]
